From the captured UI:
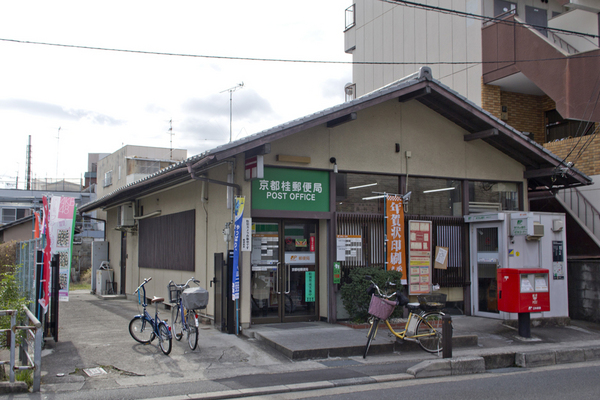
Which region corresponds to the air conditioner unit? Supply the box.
[526,222,544,241]
[118,203,135,227]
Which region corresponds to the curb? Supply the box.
[168,345,600,400]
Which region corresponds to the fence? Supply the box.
[336,213,469,287]
[15,239,43,315]
[0,306,43,392]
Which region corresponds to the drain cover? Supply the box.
[83,367,107,377]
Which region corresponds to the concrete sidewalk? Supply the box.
[5,290,600,399]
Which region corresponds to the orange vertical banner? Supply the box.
[386,195,406,284]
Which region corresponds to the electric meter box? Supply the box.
[497,268,550,313]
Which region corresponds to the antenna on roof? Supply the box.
[221,82,244,143]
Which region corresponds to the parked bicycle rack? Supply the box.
[0,306,43,392]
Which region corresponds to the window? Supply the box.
[345,4,355,31]
[104,170,113,187]
[336,173,399,214]
[405,177,462,216]
[1,208,16,223]
[133,160,161,175]
[469,181,519,213]
[138,210,195,271]
[345,83,356,102]
[546,109,595,142]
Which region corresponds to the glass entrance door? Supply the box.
[472,224,502,317]
[251,220,318,323]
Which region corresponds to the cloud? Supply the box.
[0,99,123,125]
[179,117,229,143]
[321,75,352,101]
[182,89,274,120]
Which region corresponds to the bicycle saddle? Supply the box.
[151,296,165,304]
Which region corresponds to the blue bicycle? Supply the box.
[129,277,172,355]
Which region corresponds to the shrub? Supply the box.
[0,267,30,348]
[0,241,17,275]
[340,266,404,323]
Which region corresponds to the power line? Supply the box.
[381,0,599,39]
[1,37,600,66]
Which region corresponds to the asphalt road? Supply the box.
[252,360,600,400]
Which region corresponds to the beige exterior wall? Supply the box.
[1,220,33,242]
[265,99,525,183]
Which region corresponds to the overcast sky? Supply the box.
[0,1,352,189]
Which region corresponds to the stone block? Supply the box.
[407,359,451,378]
[515,351,555,368]
[451,356,486,375]
[583,346,600,361]
[555,348,585,364]
[483,352,515,369]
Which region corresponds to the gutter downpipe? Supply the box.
[186,159,242,332]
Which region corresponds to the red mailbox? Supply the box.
[497,268,550,313]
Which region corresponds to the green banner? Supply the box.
[252,167,330,212]
[333,262,341,284]
[305,271,315,302]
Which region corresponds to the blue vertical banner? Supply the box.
[232,196,245,301]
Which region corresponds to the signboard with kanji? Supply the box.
[408,220,432,295]
[386,196,406,284]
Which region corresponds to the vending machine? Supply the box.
[464,212,567,320]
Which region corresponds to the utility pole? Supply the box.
[26,135,32,190]
[168,119,174,160]
[56,127,61,181]
[220,82,244,142]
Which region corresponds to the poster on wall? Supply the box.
[47,196,77,302]
[336,235,362,262]
[552,240,565,280]
[408,220,432,295]
[385,195,406,284]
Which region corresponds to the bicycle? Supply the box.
[168,277,202,351]
[129,277,173,355]
[363,276,446,358]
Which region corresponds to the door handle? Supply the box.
[285,263,291,294]
[275,262,281,294]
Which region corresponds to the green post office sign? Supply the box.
[252,167,330,212]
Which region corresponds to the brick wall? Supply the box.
[481,82,502,119]
[481,83,555,145]
[543,134,600,176]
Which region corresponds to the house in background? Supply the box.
[97,145,188,199]
[344,0,600,322]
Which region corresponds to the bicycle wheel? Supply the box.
[129,316,154,344]
[171,304,183,341]
[416,312,443,353]
[363,317,380,359]
[186,311,198,351]
[158,322,172,355]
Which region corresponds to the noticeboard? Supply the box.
[408,220,432,295]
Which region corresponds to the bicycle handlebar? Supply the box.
[134,277,152,294]
[168,277,201,291]
[364,276,396,300]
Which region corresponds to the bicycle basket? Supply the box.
[368,294,396,320]
[182,286,209,310]
[168,282,184,303]
[417,293,447,312]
